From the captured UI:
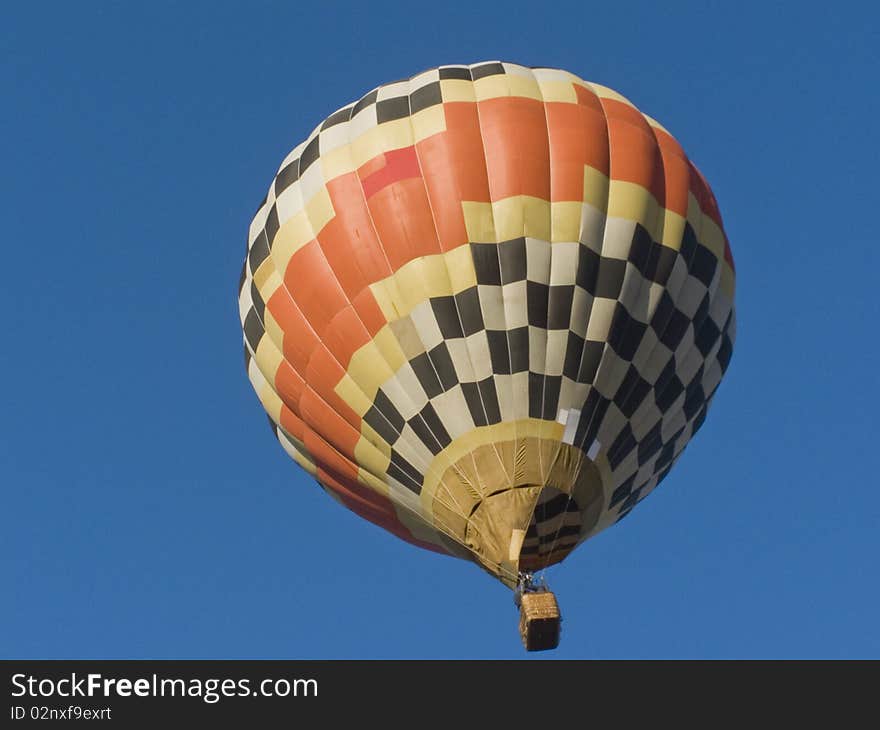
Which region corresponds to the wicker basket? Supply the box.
[519,591,561,651]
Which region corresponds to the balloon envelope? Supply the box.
[238,62,736,585]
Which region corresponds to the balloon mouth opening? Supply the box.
[427,434,606,585]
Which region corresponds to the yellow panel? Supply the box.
[251,257,273,290]
[583,165,610,212]
[439,78,476,103]
[698,214,727,262]
[321,143,356,181]
[474,74,542,102]
[395,257,444,314]
[271,211,313,270]
[345,341,396,402]
[368,278,400,322]
[257,379,283,424]
[492,196,551,242]
[462,201,498,243]
[334,372,374,417]
[444,244,477,292]
[264,308,284,351]
[534,79,578,104]
[304,186,335,238]
[255,335,283,381]
[367,244,476,323]
[585,82,634,107]
[551,201,582,242]
[411,104,447,142]
[351,118,414,168]
[607,179,664,242]
[372,325,407,374]
[660,208,686,251]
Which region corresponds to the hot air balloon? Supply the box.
[238,62,736,651]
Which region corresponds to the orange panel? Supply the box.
[287,241,350,339]
[416,101,491,251]
[303,420,359,480]
[352,287,387,338]
[364,178,441,271]
[320,173,392,298]
[652,126,690,217]
[544,100,610,201]
[321,305,371,370]
[479,97,551,201]
[274,359,305,414]
[601,98,665,203]
[573,82,605,113]
[361,146,422,199]
[278,405,305,441]
[300,383,360,466]
[303,349,355,416]
[267,289,318,376]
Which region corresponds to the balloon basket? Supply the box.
[518,591,561,651]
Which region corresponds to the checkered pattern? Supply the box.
[238,61,737,578]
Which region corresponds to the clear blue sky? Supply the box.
[2,1,878,659]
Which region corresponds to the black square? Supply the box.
[264,204,280,247]
[439,66,472,80]
[614,365,651,418]
[527,281,549,328]
[471,243,501,285]
[411,352,442,398]
[461,381,488,427]
[275,159,300,195]
[248,229,270,272]
[321,106,353,130]
[299,136,320,173]
[608,302,648,360]
[455,287,484,336]
[690,244,718,287]
[430,342,458,390]
[477,377,502,424]
[509,326,529,373]
[250,281,265,321]
[471,62,505,80]
[548,285,574,329]
[608,424,636,470]
[388,450,423,494]
[243,308,263,352]
[499,238,527,283]
[352,89,379,116]
[376,96,411,124]
[410,81,442,113]
[487,329,511,374]
[431,296,463,339]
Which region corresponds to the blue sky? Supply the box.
[2,1,878,659]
